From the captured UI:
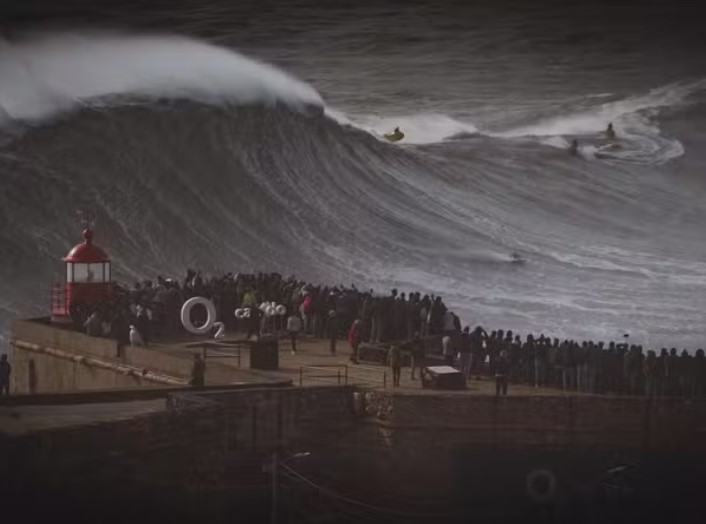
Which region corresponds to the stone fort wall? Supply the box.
[2,385,705,522]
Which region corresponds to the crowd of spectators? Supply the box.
[435,328,706,398]
[72,270,452,346]
[70,270,705,398]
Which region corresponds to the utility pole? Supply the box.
[271,449,278,524]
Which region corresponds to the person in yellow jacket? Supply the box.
[242,288,256,308]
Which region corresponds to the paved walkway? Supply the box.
[177,332,578,396]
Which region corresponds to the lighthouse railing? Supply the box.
[51,283,69,316]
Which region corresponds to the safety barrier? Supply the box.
[188,340,253,368]
[347,364,388,389]
[299,365,349,386]
[298,364,389,388]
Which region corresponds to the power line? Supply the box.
[280,463,460,520]
[296,463,456,509]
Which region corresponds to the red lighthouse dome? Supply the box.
[51,228,113,324]
[64,229,110,264]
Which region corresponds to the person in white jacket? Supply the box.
[287,313,302,355]
[443,310,456,335]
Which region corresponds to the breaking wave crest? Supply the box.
[0,31,323,126]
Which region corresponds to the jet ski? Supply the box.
[384,127,404,142]
[511,252,527,264]
[601,123,623,149]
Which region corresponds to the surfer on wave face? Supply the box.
[605,122,617,141]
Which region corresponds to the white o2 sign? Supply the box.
[179,298,288,335]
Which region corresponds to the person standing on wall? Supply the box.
[300,292,312,335]
[409,333,425,380]
[135,304,151,346]
[326,309,338,355]
[247,305,262,340]
[190,353,205,388]
[287,312,302,355]
[459,326,472,379]
[442,334,453,366]
[0,354,11,396]
[470,326,488,379]
[28,359,37,394]
[495,350,510,396]
[387,343,402,387]
[348,319,362,364]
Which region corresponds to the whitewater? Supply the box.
[1,4,706,351]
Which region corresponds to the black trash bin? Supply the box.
[250,335,279,370]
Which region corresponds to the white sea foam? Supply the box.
[327,110,478,145]
[331,80,704,164]
[499,81,706,138]
[495,81,706,164]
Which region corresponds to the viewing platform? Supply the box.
[6,316,705,454]
[10,317,584,397]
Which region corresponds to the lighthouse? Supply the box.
[51,227,112,324]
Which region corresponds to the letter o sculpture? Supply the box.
[234,309,244,319]
[526,470,557,504]
[275,304,287,316]
[180,297,217,335]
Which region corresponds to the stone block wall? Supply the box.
[3,385,706,522]
[337,391,706,508]
[0,386,360,501]
[11,345,156,394]
[360,392,706,453]
[10,319,245,393]
[13,319,119,359]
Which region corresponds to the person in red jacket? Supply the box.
[348,319,362,364]
[300,292,313,335]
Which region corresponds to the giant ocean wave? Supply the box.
[1,31,706,350]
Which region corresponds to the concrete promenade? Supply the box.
[187,333,583,397]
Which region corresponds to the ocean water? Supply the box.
[1,0,705,351]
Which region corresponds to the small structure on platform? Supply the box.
[51,227,112,324]
[421,365,465,390]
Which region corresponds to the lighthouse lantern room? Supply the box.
[51,228,112,323]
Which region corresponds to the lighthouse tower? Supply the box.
[51,227,112,324]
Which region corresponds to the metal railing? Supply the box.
[347,364,388,389]
[298,363,389,388]
[190,341,252,368]
[51,283,68,315]
[299,364,349,386]
[50,283,114,317]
